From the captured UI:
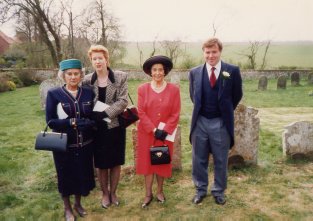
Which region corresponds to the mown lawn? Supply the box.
[0,78,313,220]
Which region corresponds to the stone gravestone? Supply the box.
[290,72,300,86]
[131,126,182,170]
[170,73,182,170]
[39,78,63,110]
[282,121,313,159]
[258,75,268,91]
[277,75,287,89]
[308,73,313,85]
[228,104,260,166]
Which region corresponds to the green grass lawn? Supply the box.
[0,79,313,220]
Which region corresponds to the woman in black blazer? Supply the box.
[83,45,128,208]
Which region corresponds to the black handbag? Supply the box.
[118,93,139,128]
[35,121,67,152]
[150,141,171,165]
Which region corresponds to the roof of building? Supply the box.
[0,30,15,44]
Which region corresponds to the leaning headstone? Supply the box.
[282,121,313,159]
[228,104,260,166]
[170,72,182,170]
[291,72,300,86]
[277,75,287,89]
[258,76,268,90]
[172,126,182,170]
[308,73,313,85]
[132,125,182,171]
[39,78,63,110]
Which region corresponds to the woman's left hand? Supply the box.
[154,129,168,141]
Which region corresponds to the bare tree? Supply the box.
[240,41,262,70]
[0,0,63,67]
[260,40,271,70]
[136,42,143,68]
[150,35,159,57]
[160,39,183,66]
[15,11,33,43]
[60,0,84,58]
[212,23,217,37]
[81,0,125,66]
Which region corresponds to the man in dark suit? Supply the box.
[189,37,242,205]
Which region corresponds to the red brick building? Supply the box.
[0,31,15,54]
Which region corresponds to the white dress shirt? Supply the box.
[206,60,221,81]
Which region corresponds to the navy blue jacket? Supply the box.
[46,86,95,148]
[189,61,243,148]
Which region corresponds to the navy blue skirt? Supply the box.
[53,143,95,197]
[94,126,126,169]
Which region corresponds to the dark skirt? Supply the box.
[94,126,126,169]
[53,143,95,197]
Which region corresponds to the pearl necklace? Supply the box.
[151,80,167,92]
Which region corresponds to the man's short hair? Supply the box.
[202,37,223,51]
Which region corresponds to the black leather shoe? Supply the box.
[141,195,153,208]
[214,196,226,205]
[192,195,206,204]
[74,205,87,217]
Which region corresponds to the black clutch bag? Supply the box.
[35,121,67,152]
[118,93,139,128]
[150,144,171,165]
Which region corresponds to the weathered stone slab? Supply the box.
[291,72,300,86]
[282,121,313,159]
[229,104,260,166]
[132,125,182,171]
[277,75,287,89]
[258,75,268,91]
[39,78,63,110]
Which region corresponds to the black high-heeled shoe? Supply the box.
[110,193,120,206]
[156,194,166,203]
[101,195,111,209]
[141,195,153,208]
[64,210,75,221]
[74,205,87,217]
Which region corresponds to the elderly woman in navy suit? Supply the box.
[83,45,128,208]
[46,59,96,221]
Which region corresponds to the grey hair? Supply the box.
[57,68,85,82]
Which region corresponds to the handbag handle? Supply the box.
[128,93,134,105]
[152,138,166,146]
[43,120,65,139]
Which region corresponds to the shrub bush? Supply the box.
[16,69,37,86]
[180,55,197,69]
[0,78,9,92]
[0,72,24,87]
[6,81,16,91]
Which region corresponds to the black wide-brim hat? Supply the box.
[143,55,173,76]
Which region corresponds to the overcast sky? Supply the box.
[1,0,312,42]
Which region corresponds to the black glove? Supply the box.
[154,129,168,141]
[76,118,96,131]
[90,111,109,121]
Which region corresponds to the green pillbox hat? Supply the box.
[59,59,82,71]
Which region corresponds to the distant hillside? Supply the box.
[121,41,313,69]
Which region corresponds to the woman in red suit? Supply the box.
[136,55,181,208]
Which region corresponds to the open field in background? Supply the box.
[0,79,313,220]
[123,42,313,69]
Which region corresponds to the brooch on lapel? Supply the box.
[222,71,231,86]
